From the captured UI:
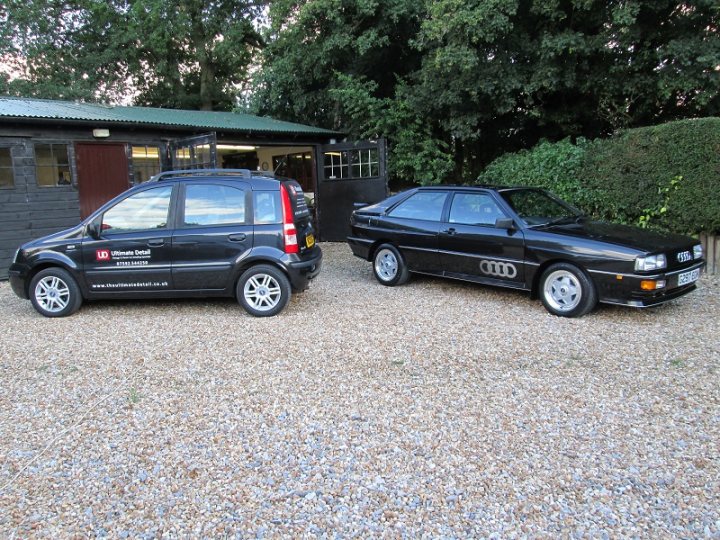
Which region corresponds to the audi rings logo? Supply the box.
[479,260,517,278]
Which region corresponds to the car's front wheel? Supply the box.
[237,264,291,317]
[29,267,83,317]
[539,263,597,318]
[372,244,409,286]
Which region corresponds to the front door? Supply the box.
[439,191,526,287]
[169,133,217,170]
[315,139,388,241]
[75,143,130,219]
[171,181,252,290]
[81,185,175,293]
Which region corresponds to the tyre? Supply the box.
[372,244,409,286]
[539,262,597,318]
[237,264,291,317]
[29,267,83,318]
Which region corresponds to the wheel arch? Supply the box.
[25,261,83,299]
[530,258,594,299]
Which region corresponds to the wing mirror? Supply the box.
[495,217,514,230]
[86,217,102,239]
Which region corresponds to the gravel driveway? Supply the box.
[1,242,718,538]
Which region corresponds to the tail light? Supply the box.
[280,184,298,254]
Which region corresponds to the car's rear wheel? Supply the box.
[373,244,409,286]
[540,263,596,318]
[237,264,291,317]
[29,267,83,317]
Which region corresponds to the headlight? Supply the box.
[635,254,667,272]
[694,244,703,260]
[13,248,20,263]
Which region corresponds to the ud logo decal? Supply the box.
[479,260,517,279]
[95,249,111,262]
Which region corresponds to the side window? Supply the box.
[449,193,506,226]
[102,186,172,233]
[0,148,15,189]
[389,191,448,222]
[253,191,281,224]
[183,184,246,227]
[35,143,71,187]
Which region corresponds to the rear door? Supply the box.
[380,190,449,273]
[439,191,526,287]
[81,184,175,293]
[315,139,388,241]
[171,181,252,290]
[281,179,316,252]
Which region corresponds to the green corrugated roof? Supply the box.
[0,96,339,136]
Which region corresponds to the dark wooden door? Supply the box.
[315,139,388,241]
[75,143,130,219]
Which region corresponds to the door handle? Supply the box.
[228,233,246,242]
[444,228,456,236]
[147,239,165,247]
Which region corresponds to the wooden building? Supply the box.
[0,97,387,277]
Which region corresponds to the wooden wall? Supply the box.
[699,233,719,276]
[0,138,80,279]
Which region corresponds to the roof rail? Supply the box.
[149,169,257,182]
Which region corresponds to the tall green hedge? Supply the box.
[476,117,720,234]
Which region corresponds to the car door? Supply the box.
[81,184,174,293]
[439,191,526,288]
[381,190,449,273]
[171,181,253,290]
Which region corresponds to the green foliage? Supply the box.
[477,117,720,234]
[581,118,720,234]
[637,176,682,229]
[476,139,591,208]
[0,0,264,109]
[255,0,720,184]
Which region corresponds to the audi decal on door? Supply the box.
[479,260,518,279]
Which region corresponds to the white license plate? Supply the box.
[678,268,700,286]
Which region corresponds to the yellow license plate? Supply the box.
[306,234,315,248]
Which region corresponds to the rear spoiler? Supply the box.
[353,202,369,209]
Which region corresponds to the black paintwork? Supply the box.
[9,171,322,305]
[347,186,705,309]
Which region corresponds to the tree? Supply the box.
[254,0,720,183]
[0,0,265,110]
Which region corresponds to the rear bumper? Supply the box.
[286,247,323,291]
[347,236,373,260]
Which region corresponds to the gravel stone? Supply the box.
[0,242,718,537]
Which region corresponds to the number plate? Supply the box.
[678,268,700,286]
[305,234,315,248]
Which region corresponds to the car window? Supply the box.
[501,189,577,225]
[254,191,281,224]
[183,184,246,227]
[449,193,506,225]
[388,191,448,221]
[102,186,172,233]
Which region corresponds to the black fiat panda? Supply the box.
[9,169,322,317]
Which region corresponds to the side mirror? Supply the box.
[495,217,514,230]
[86,217,101,239]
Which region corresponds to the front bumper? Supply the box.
[286,247,323,291]
[592,260,705,308]
[8,263,30,299]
